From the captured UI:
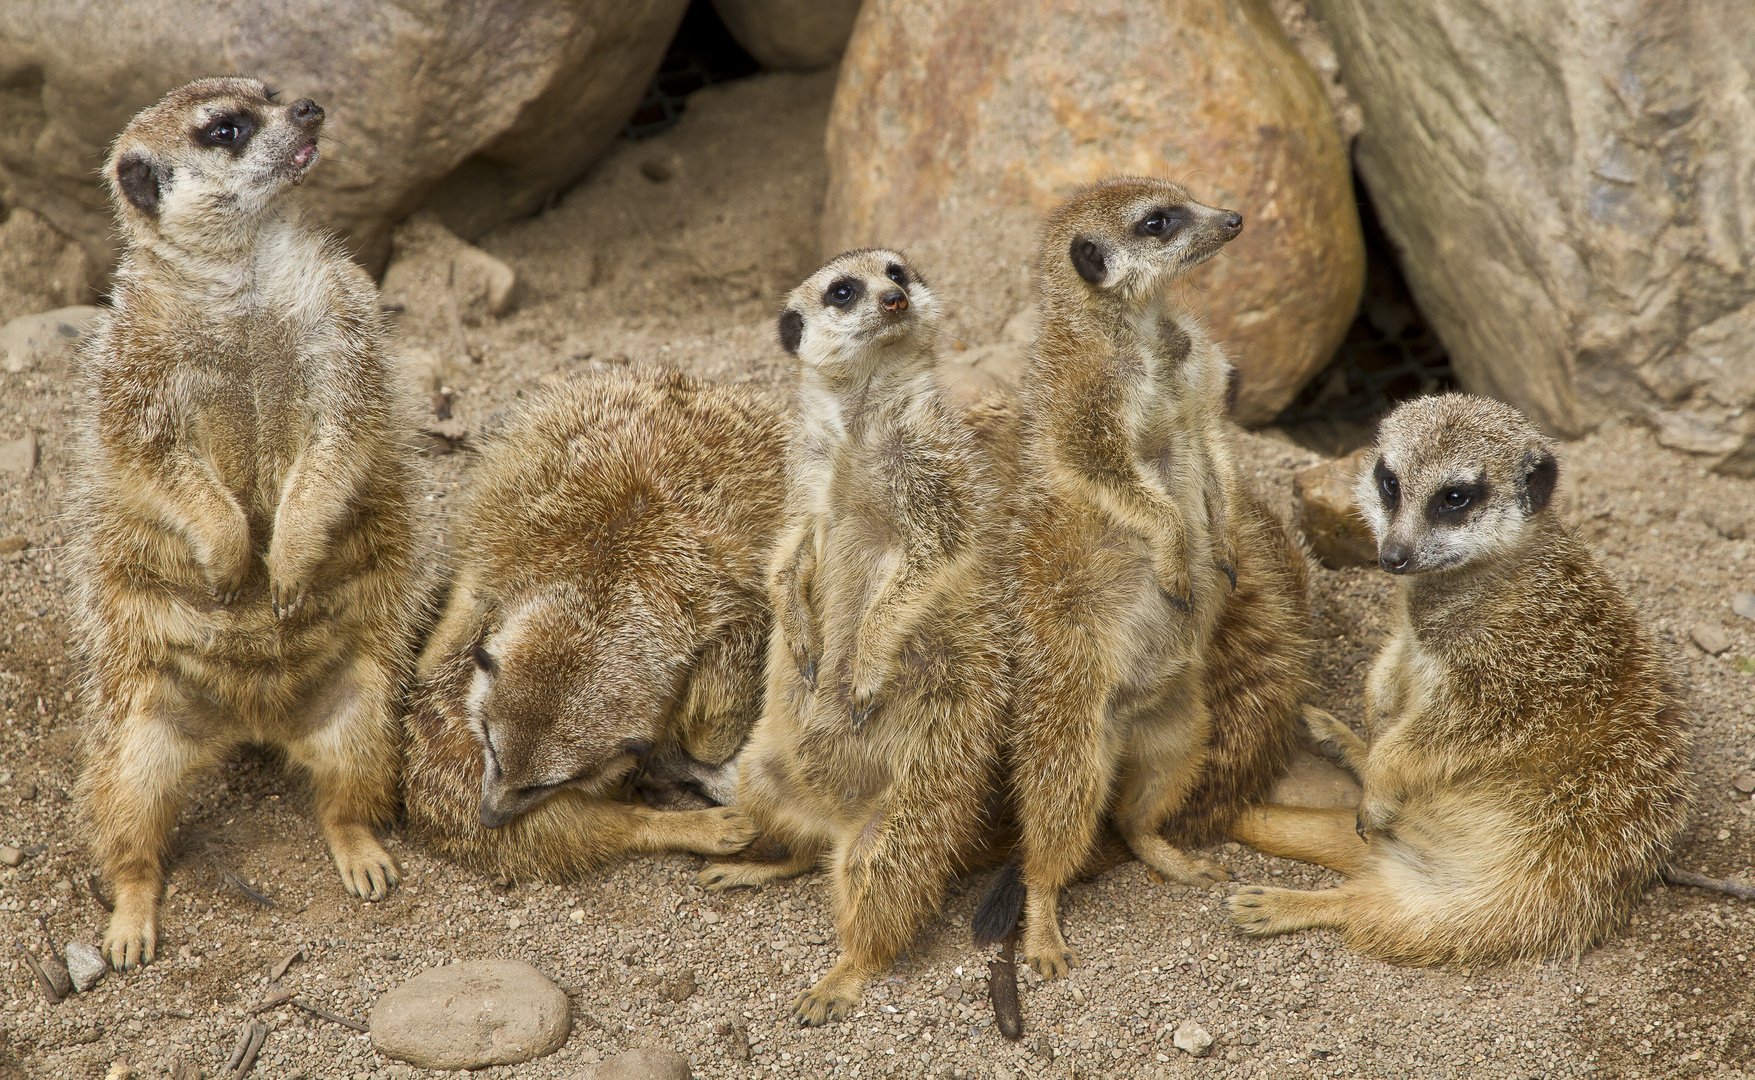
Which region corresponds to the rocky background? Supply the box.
[1,2,1752,1078]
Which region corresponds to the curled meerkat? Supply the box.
[1227,394,1693,964]
[402,370,779,878]
[985,177,1311,980]
[70,79,416,970]
[699,250,1011,1026]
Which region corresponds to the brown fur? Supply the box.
[699,251,1011,1025]
[70,79,416,971]
[1227,394,1693,964]
[402,370,783,879]
[1002,178,1311,979]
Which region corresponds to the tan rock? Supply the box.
[1,305,103,374]
[370,960,570,1069]
[823,0,1364,425]
[1293,447,1376,568]
[0,209,94,325]
[1310,0,1755,445]
[1691,625,1732,658]
[0,0,687,278]
[1267,748,1362,809]
[382,214,520,336]
[711,0,862,71]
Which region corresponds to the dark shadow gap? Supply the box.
[1272,170,1458,457]
[624,0,762,140]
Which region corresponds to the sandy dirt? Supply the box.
[1,72,1752,1080]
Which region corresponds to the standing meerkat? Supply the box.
[698,250,1012,1026]
[69,78,417,970]
[1227,394,1693,964]
[985,177,1312,979]
[402,370,778,879]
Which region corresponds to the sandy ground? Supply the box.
[1,72,1752,1080]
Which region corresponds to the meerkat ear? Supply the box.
[1521,449,1558,514]
[778,309,804,355]
[1070,234,1109,285]
[115,152,169,215]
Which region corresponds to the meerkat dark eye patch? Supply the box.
[115,153,169,215]
[885,263,909,288]
[1070,235,1108,284]
[777,309,804,355]
[472,644,498,676]
[1427,476,1488,524]
[195,113,257,154]
[1521,450,1558,514]
[1135,206,1188,238]
[823,277,864,308]
[1374,458,1400,510]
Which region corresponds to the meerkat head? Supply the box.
[776,248,943,381]
[1356,394,1560,577]
[465,585,686,828]
[105,77,325,253]
[1039,176,1242,307]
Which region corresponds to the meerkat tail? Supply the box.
[972,854,1026,946]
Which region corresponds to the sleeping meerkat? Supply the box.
[982,177,1312,980]
[698,250,1012,1026]
[1227,393,1693,964]
[70,79,417,970]
[401,370,779,878]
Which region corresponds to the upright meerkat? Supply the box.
[698,250,1012,1026]
[402,370,779,878]
[988,177,1311,979]
[1227,394,1693,964]
[69,79,417,970]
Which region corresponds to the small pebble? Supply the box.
[1692,624,1732,657]
[1732,773,1755,795]
[1173,1018,1213,1058]
[1733,593,1755,622]
[0,845,23,867]
[64,943,107,992]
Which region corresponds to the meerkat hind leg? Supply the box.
[285,656,403,902]
[1229,805,1370,874]
[1114,682,1231,886]
[84,687,226,970]
[633,804,759,856]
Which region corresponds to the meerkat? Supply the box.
[1226,394,1693,964]
[401,370,781,878]
[69,79,417,971]
[980,177,1312,980]
[697,250,1012,1026]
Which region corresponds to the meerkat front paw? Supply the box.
[328,825,400,901]
[1215,538,1239,591]
[1302,706,1367,767]
[1155,550,1194,612]
[697,861,793,891]
[694,807,760,855]
[790,643,820,690]
[269,574,309,619]
[1226,885,1299,936]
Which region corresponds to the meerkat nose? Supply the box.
[880,291,908,314]
[1380,544,1413,574]
[291,99,324,128]
[1220,211,1243,237]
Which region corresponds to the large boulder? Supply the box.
[711,0,863,71]
[0,0,688,278]
[823,0,1365,425]
[1310,0,1755,472]
[0,208,94,325]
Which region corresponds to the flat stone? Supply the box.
[1,305,102,374]
[0,846,21,866]
[37,955,73,999]
[1692,625,1732,657]
[1732,593,1755,622]
[1173,1018,1213,1058]
[370,959,570,1069]
[1294,448,1377,569]
[0,433,37,476]
[64,942,107,992]
[585,1047,691,1080]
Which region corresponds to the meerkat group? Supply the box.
[69,80,1699,1020]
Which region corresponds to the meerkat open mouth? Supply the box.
[287,142,319,183]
